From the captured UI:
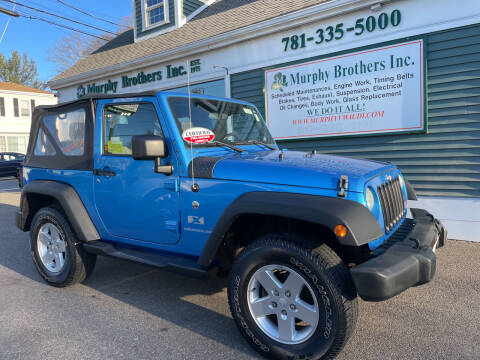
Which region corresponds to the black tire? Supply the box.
[30,207,97,287]
[228,233,358,360]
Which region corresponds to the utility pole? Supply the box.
[0,5,19,44]
[0,6,19,17]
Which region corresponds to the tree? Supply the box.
[0,50,44,88]
[47,15,133,74]
[47,32,109,74]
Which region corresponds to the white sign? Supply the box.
[265,40,425,140]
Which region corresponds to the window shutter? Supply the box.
[13,98,19,117]
[31,99,35,112]
[0,97,5,116]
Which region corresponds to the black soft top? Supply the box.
[24,98,95,170]
[24,91,159,171]
[36,91,158,111]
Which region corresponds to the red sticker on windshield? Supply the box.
[182,127,215,144]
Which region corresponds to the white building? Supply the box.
[0,82,57,154]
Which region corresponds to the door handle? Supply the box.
[93,168,116,177]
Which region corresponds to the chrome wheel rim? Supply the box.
[247,264,319,345]
[37,222,67,274]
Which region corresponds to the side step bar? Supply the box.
[83,241,214,279]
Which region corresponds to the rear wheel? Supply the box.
[30,207,97,287]
[228,233,358,359]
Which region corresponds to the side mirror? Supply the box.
[131,135,173,175]
[132,135,166,160]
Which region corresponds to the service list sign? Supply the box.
[265,40,424,139]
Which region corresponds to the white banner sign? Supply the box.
[265,40,425,140]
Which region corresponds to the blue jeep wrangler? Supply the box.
[15,91,446,359]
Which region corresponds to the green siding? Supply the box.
[231,69,265,116]
[183,0,208,17]
[231,24,480,198]
[135,0,176,39]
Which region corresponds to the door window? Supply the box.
[103,103,163,156]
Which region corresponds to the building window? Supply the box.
[7,136,27,153]
[13,98,19,117]
[31,99,35,112]
[144,0,167,28]
[0,97,5,116]
[20,100,29,117]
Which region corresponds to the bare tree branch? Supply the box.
[47,15,133,75]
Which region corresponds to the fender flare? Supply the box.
[197,192,383,267]
[17,180,100,242]
[405,179,418,200]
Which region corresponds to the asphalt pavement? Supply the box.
[0,178,19,192]
[0,180,479,360]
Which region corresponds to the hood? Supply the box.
[204,150,394,192]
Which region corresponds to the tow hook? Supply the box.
[337,175,349,198]
[409,238,421,249]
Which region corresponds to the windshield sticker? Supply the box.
[182,127,215,144]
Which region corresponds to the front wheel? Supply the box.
[227,233,358,359]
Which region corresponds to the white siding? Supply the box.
[0,89,57,153]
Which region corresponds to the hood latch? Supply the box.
[338,175,349,198]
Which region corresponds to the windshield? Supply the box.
[168,97,275,146]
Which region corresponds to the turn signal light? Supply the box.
[334,225,348,238]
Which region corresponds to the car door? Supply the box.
[0,154,6,177]
[93,98,180,245]
[1,154,15,177]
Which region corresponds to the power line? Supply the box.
[0,0,118,35]
[27,0,114,30]
[19,13,110,41]
[54,0,129,29]
[15,6,112,40]
[46,0,127,22]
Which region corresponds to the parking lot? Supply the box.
[0,177,479,360]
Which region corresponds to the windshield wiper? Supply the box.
[206,141,245,153]
[241,140,277,150]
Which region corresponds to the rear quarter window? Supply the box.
[43,109,86,156]
[34,128,57,156]
[24,101,94,171]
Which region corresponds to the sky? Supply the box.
[0,0,133,84]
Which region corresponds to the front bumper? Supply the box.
[350,208,447,301]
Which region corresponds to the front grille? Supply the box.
[377,176,406,233]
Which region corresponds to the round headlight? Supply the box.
[366,187,375,210]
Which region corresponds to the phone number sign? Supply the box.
[281,10,402,52]
[265,40,425,140]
